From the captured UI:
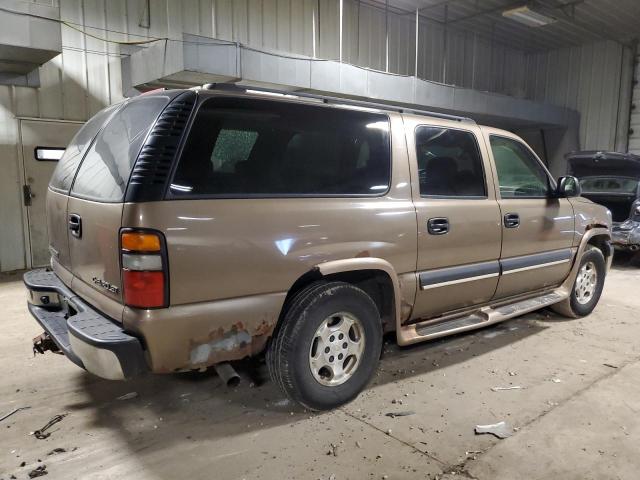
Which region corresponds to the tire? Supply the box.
[567,246,606,317]
[266,281,382,411]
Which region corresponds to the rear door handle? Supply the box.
[427,217,449,235]
[69,214,82,238]
[504,213,520,228]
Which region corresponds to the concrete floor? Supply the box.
[1,258,639,480]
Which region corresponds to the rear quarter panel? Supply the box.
[120,113,418,372]
[122,113,416,306]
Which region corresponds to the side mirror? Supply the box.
[557,175,581,198]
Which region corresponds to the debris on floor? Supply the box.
[0,406,31,423]
[385,411,415,418]
[116,392,139,401]
[491,386,523,392]
[27,465,48,478]
[31,414,67,440]
[603,363,619,369]
[474,421,513,439]
[46,448,66,456]
[551,378,562,383]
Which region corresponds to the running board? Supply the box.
[398,290,568,346]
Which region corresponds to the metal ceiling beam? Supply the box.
[537,0,633,46]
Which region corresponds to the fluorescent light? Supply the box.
[366,121,390,131]
[35,147,65,161]
[169,183,193,192]
[245,89,298,99]
[502,6,556,27]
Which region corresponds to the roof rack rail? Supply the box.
[202,83,475,124]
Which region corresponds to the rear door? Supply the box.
[46,106,119,274]
[405,119,502,320]
[20,120,81,267]
[484,130,575,299]
[67,94,171,314]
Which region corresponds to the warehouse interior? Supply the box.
[0,0,638,272]
[1,1,640,479]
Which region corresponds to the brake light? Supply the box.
[120,230,168,308]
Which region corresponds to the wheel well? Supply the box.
[281,268,396,333]
[587,234,612,259]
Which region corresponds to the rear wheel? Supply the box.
[267,281,382,411]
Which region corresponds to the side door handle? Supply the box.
[504,213,520,228]
[427,217,449,235]
[69,214,82,238]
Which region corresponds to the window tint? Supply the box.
[49,104,118,192]
[490,136,551,198]
[170,97,391,196]
[71,96,170,202]
[415,126,486,197]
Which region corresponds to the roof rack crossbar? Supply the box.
[202,83,475,124]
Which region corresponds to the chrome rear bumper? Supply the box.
[24,269,148,380]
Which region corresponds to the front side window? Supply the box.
[170,98,391,196]
[490,136,551,198]
[415,126,486,197]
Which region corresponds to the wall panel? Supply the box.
[525,40,625,151]
[629,45,640,154]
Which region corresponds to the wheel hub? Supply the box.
[575,261,597,305]
[308,312,365,386]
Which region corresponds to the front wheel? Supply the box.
[266,281,382,411]
[567,246,606,317]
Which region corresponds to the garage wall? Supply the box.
[183,0,529,98]
[523,40,629,152]
[0,0,631,271]
[629,43,640,155]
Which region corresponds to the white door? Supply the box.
[20,120,82,267]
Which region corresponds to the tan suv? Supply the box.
[24,85,612,410]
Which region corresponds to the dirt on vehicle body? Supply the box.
[25,85,612,410]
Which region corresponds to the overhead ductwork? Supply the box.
[122,33,578,130]
[0,1,62,86]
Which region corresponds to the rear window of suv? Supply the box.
[170,97,391,197]
[49,104,118,193]
[70,95,171,202]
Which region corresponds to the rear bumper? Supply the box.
[611,220,640,248]
[24,269,148,380]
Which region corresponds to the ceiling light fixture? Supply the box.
[502,5,556,27]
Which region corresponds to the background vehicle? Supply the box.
[567,151,640,252]
[24,85,612,411]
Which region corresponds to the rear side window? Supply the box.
[49,104,118,193]
[170,97,391,196]
[415,126,486,197]
[70,96,170,202]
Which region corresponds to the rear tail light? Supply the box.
[120,230,168,308]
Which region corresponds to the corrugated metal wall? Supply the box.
[629,44,640,155]
[0,0,631,271]
[524,40,626,152]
